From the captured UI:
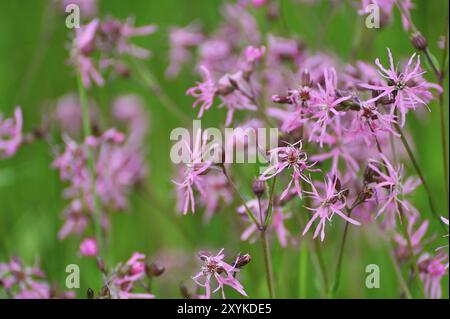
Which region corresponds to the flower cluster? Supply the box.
[70,17,157,88]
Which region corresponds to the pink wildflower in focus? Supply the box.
[394,215,429,261]
[0,257,50,299]
[110,252,154,299]
[237,199,291,247]
[418,253,448,299]
[361,49,441,126]
[302,176,360,241]
[367,154,420,217]
[0,107,23,158]
[79,238,98,257]
[173,130,217,214]
[192,249,247,299]
[186,66,217,118]
[309,68,352,147]
[260,140,317,200]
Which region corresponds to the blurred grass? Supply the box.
[0,0,448,298]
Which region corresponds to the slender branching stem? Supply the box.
[258,197,276,298]
[77,73,104,256]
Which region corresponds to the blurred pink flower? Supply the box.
[0,107,23,158]
[0,257,50,299]
[394,215,429,261]
[111,252,154,299]
[237,199,291,247]
[166,24,204,78]
[186,66,217,118]
[173,130,217,214]
[193,249,247,299]
[418,253,448,299]
[368,154,420,217]
[79,238,98,257]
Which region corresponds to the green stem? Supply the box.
[264,176,277,229]
[258,198,276,299]
[77,74,103,255]
[300,180,330,295]
[385,235,413,299]
[394,123,442,227]
[220,165,259,227]
[130,59,190,127]
[397,204,424,298]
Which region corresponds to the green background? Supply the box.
[0,0,448,298]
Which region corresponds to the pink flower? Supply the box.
[70,18,157,88]
[309,68,352,147]
[186,66,217,118]
[302,176,360,241]
[173,130,217,214]
[0,257,50,299]
[112,94,149,146]
[237,199,291,247]
[394,215,429,261]
[110,252,154,299]
[347,103,399,147]
[0,107,23,158]
[418,253,448,299]
[260,140,317,200]
[361,49,441,127]
[192,249,247,299]
[166,24,204,78]
[79,238,98,257]
[367,154,420,217]
[245,45,266,63]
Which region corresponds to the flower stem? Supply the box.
[300,180,330,295]
[220,165,259,227]
[384,232,413,299]
[77,73,103,256]
[264,175,277,229]
[397,204,424,298]
[130,59,191,127]
[330,198,363,298]
[394,123,443,228]
[258,197,276,299]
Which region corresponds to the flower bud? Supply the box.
[411,32,428,51]
[87,288,95,299]
[146,262,165,277]
[252,179,266,198]
[235,253,252,268]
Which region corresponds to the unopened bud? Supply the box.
[180,282,192,299]
[146,262,165,277]
[235,253,252,268]
[252,179,266,198]
[301,70,312,87]
[87,288,95,299]
[411,32,428,51]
